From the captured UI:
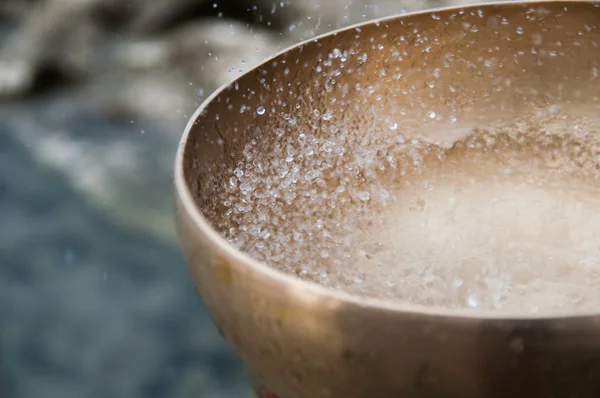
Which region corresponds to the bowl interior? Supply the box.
[180,1,600,315]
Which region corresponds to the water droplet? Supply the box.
[567,292,583,303]
[428,111,437,119]
[357,191,371,201]
[277,165,289,178]
[466,295,479,308]
[257,106,266,115]
[516,26,524,35]
[240,183,253,194]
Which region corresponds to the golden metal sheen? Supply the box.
[175,2,600,397]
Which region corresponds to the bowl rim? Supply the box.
[174,0,600,321]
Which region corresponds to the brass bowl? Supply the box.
[175,2,600,397]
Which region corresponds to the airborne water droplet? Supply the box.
[257,106,266,115]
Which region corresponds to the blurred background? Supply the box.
[0,0,491,397]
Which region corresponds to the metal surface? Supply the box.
[175,2,600,397]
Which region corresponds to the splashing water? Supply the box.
[202,107,600,314]
[195,1,600,314]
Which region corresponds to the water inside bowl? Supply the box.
[204,107,600,314]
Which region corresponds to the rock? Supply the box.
[0,130,251,398]
[0,95,180,243]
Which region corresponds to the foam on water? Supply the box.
[204,110,600,313]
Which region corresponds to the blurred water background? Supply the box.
[0,1,491,396]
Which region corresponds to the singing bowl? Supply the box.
[175,1,600,397]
